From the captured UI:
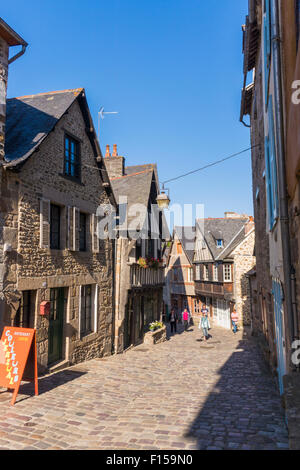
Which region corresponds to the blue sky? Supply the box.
[3,0,252,219]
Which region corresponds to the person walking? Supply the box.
[182,308,189,331]
[199,307,210,341]
[169,308,178,334]
[231,308,239,334]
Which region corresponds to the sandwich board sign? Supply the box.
[0,327,38,405]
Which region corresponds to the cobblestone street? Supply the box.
[0,324,289,450]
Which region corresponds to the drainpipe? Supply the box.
[271,0,298,367]
[8,44,27,65]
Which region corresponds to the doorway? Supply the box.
[48,288,65,365]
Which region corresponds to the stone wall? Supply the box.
[0,36,9,330]
[0,36,8,161]
[232,230,256,326]
[144,325,166,345]
[104,156,125,179]
[1,98,115,370]
[249,50,276,365]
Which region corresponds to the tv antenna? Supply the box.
[98,107,119,141]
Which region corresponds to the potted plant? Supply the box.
[149,321,163,332]
[138,257,148,268]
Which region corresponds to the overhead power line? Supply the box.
[162,145,259,186]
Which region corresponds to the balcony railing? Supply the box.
[194,281,233,297]
[130,264,165,288]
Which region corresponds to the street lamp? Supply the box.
[156,185,170,210]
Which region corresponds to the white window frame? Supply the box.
[204,265,209,281]
[213,264,218,282]
[196,265,201,281]
[78,284,98,339]
[188,267,193,283]
[223,264,232,282]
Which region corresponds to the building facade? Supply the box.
[104,147,165,352]
[240,0,300,403]
[0,87,116,373]
[165,226,200,319]
[193,214,255,330]
[240,0,277,373]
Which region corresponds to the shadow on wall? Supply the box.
[183,333,287,450]
[240,273,251,325]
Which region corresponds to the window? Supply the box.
[14,291,32,328]
[79,213,87,251]
[196,265,201,280]
[194,299,201,314]
[223,264,232,282]
[177,243,182,255]
[188,268,193,283]
[204,265,209,281]
[213,264,218,282]
[217,239,223,248]
[50,204,61,250]
[80,285,93,336]
[136,238,142,261]
[64,135,80,180]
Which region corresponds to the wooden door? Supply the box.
[48,288,64,365]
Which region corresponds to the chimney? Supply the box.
[224,211,242,219]
[103,144,125,179]
[0,19,27,161]
[244,216,255,235]
[112,144,118,157]
[105,144,111,158]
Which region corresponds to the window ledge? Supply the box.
[79,331,98,343]
[59,173,84,186]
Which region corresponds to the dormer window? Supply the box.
[64,134,81,181]
[217,239,223,248]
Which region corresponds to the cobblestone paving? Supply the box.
[0,324,289,450]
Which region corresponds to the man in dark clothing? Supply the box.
[169,309,178,334]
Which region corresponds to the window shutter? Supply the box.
[78,285,82,339]
[40,199,50,249]
[263,0,271,103]
[264,136,274,230]
[268,98,279,220]
[67,206,73,250]
[91,214,99,253]
[74,207,80,252]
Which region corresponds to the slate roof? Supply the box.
[110,169,154,225]
[4,89,83,166]
[174,226,196,264]
[125,164,156,175]
[195,217,250,261]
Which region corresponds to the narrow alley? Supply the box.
[0,325,289,450]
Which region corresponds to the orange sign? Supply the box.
[0,327,38,405]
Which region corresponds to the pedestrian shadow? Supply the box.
[183,334,288,450]
[166,323,185,339]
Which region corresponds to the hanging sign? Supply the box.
[0,327,38,405]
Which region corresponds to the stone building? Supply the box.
[103,147,166,352]
[165,226,199,318]
[240,0,300,403]
[0,87,116,373]
[240,0,277,373]
[193,214,255,330]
